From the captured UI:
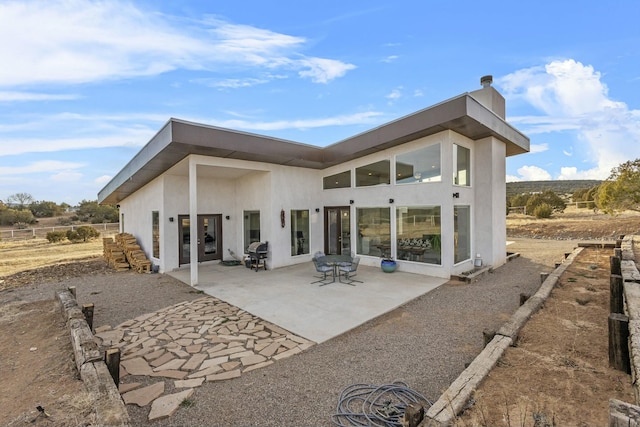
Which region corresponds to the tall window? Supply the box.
[152,211,159,258]
[323,170,351,189]
[356,160,390,187]
[356,207,390,257]
[243,211,260,252]
[396,206,441,264]
[453,144,471,186]
[290,210,310,256]
[396,143,441,184]
[454,206,471,263]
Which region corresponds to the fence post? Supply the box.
[610,274,624,314]
[611,255,622,276]
[105,348,121,387]
[82,303,94,332]
[609,312,631,373]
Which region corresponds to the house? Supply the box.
[98,76,529,285]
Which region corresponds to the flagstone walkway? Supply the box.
[94,296,314,421]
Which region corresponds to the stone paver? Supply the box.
[97,296,316,421]
[122,382,164,406]
[148,389,194,421]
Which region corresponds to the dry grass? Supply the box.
[0,238,104,277]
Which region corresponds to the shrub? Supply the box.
[533,203,553,219]
[46,231,67,243]
[68,226,100,242]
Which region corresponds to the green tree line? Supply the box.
[508,158,640,218]
[0,195,119,227]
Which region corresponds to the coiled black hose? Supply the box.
[330,381,433,427]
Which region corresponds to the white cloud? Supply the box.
[0,91,80,102]
[386,88,402,101]
[381,55,399,63]
[0,160,85,176]
[0,0,355,87]
[529,143,549,154]
[207,111,384,132]
[506,175,522,182]
[516,165,552,181]
[499,59,640,179]
[51,171,83,182]
[94,175,112,185]
[297,57,356,84]
[193,77,271,89]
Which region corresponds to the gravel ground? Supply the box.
[0,238,579,426]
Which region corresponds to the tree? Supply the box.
[509,190,566,216]
[7,192,33,209]
[596,159,640,214]
[76,200,119,223]
[29,200,64,218]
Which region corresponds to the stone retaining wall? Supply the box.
[56,290,130,427]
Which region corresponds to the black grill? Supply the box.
[247,241,268,271]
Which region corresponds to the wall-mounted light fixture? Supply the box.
[389,198,394,204]
[315,208,320,213]
[453,192,460,198]
[349,200,354,204]
[169,217,174,222]
[225,215,230,220]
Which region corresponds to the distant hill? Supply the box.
[506,180,602,198]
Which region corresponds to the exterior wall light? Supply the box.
[389,198,394,204]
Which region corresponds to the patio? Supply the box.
[168,261,446,343]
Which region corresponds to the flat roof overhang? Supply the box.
[98,93,529,205]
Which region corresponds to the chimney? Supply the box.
[480,75,493,88]
[470,74,505,118]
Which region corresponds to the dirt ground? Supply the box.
[454,246,635,426]
[0,208,639,426]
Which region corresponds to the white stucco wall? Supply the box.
[117,175,164,267]
[118,128,509,280]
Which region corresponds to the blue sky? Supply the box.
[1,0,639,205]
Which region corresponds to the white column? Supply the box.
[189,157,199,286]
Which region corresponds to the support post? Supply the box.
[610,274,624,314]
[540,272,549,284]
[519,293,530,306]
[609,313,631,374]
[105,348,121,387]
[611,255,622,276]
[82,303,94,332]
[68,286,77,299]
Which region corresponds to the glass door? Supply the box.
[178,214,223,265]
[324,207,351,255]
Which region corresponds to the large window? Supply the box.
[323,170,351,189]
[290,210,310,256]
[454,206,471,263]
[356,207,390,257]
[356,160,390,187]
[152,211,159,258]
[396,206,441,264]
[396,143,441,184]
[453,144,471,186]
[243,210,260,252]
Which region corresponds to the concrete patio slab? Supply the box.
[168,261,446,343]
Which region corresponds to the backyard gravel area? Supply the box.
[0,238,579,426]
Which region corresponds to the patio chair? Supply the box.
[338,256,361,285]
[311,256,334,286]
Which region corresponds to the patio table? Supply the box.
[318,254,353,282]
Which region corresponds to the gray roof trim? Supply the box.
[98,93,529,205]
